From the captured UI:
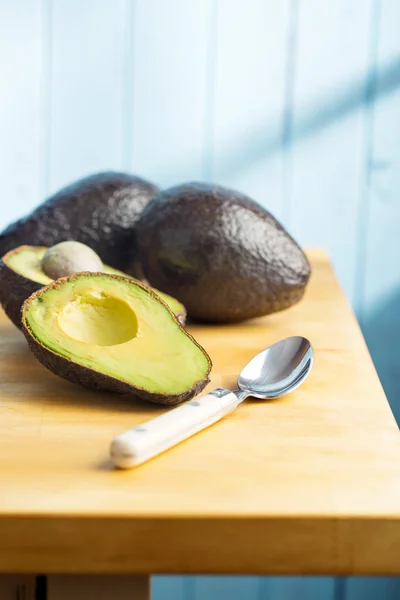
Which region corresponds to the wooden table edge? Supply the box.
[1,514,400,576]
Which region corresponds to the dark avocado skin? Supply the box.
[0,248,42,328]
[137,182,311,323]
[0,172,159,274]
[22,331,209,405]
[21,273,211,406]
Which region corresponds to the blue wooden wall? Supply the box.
[1,1,400,598]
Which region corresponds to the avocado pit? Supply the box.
[41,241,104,279]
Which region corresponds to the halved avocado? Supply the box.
[21,273,211,405]
[0,245,186,328]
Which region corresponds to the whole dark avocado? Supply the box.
[136,182,311,323]
[0,171,159,273]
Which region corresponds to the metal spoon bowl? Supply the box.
[237,336,313,399]
[111,336,313,469]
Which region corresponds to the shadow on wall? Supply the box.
[362,288,400,425]
[213,56,400,182]
[145,56,400,187]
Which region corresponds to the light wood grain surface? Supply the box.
[0,250,399,576]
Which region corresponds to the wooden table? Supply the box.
[0,249,399,599]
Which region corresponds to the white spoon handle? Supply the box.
[110,390,239,469]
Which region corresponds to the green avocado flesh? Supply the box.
[8,246,53,284]
[24,274,210,396]
[7,246,185,322]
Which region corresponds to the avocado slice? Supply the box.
[137,182,311,323]
[21,273,211,405]
[0,171,158,275]
[0,245,186,329]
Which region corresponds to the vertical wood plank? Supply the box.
[130,0,214,186]
[348,0,400,594]
[192,3,289,596]
[48,0,128,192]
[211,0,291,221]
[361,0,400,422]
[288,0,374,306]
[0,0,45,228]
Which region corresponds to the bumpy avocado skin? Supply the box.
[137,182,311,323]
[0,248,42,328]
[0,172,159,272]
[21,273,211,406]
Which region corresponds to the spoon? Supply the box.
[110,336,313,469]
